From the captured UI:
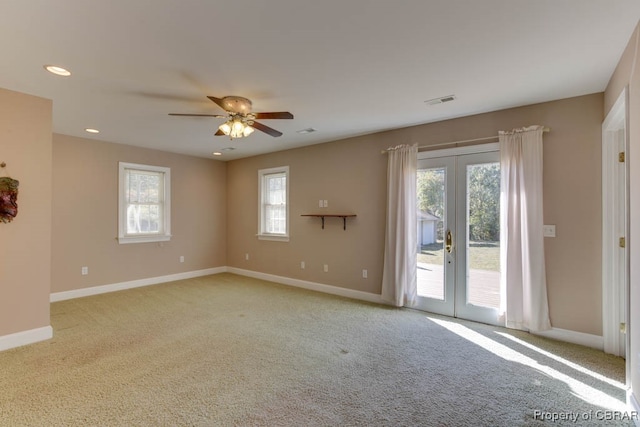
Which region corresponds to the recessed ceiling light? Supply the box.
[212,152,223,156]
[85,128,100,134]
[297,128,317,134]
[221,147,236,151]
[44,65,71,77]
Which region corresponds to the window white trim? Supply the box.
[118,162,171,244]
[258,166,289,242]
[257,234,290,242]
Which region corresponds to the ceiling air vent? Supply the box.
[425,95,456,106]
[297,128,317,134]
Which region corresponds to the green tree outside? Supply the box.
[467,163,500,241]
[417,162,500,243]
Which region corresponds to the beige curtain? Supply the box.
[499,126,551,332]
[381,144,418,307]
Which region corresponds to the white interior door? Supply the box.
[415,149,503,326]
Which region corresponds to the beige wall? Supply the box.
[51,134,227,293]
[228,93,604,335]
[604,20,640,412]
[227,133,388,293]
[0,88,52,336]
[0,79,612,346]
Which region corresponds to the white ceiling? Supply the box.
[1,1,639,160]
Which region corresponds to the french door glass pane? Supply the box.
[417,167,446,300]
[465,162,500,309]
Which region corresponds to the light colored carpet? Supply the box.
[0,273,632,426]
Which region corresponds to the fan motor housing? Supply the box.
[221,96,252,114]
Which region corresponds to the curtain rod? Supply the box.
[381,127,550,154]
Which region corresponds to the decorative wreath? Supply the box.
[0,177,19,223]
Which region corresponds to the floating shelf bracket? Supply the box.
[301,214,357,230]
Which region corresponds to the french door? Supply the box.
[415,148,503,326]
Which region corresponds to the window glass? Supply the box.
[118,163,171,244]
[258,166,289,241]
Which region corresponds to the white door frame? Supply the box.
[601,87,629,368]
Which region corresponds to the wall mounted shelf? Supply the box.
[301,214,356,230]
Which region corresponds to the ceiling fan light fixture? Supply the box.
[232,118,244,133]
[174,95,293,139]
[219,121,232,135]
[243,125,254,137]
[220,117,254,139]
[228,118,246,139]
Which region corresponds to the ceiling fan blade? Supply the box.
[252,121,283,137]
[253,112,294,120]
[169,113,227,118]
[214,129,225,136]
[207,96,227,110]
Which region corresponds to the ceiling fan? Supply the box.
[169,96,293,139]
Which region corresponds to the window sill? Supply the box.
[118,234,172,245]
[257,234,290,242]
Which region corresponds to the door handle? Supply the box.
[445,229,453,253]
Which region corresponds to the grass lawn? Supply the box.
[417,241,500,271]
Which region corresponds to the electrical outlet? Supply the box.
[301,261,305,269]
[323,200,328,208]
[323,264,329,273]
[245,253,250,261]
[81,266,88,275]
[362,269,368,278]
[179,256,184,263]
[319,199,324,208]
[543,225,556,237]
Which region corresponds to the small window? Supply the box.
[118,162,171,244]
[258,166,289,241]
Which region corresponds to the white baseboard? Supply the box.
[50,267,227,302]
[533,327,604,350]
[0,325,53,352]
[226,267,385,305]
